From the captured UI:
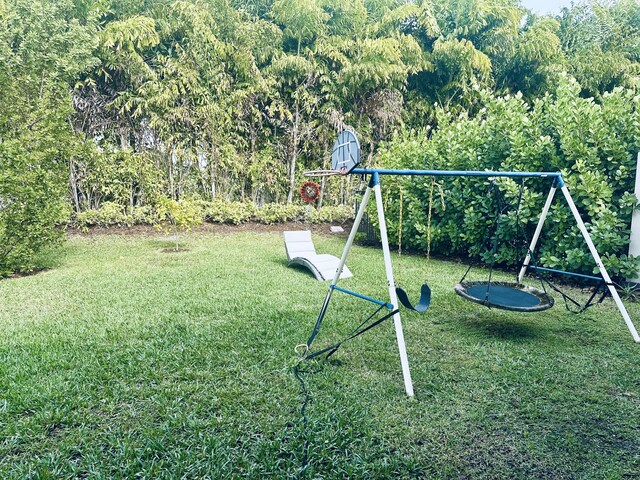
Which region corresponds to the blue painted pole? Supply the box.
[331,285,394,310]
[527,266,604,283]
[351,168,562,179]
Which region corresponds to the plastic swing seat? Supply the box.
[454,281,554,313]
[396,284,432,313]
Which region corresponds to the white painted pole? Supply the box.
[307,186,373,348]
[627,152,640,283]
[372,177,415,397]
[330,186,373,286]
[560,185,640,343]
[518,185,557,283]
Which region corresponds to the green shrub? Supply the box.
[310,205,354,224]
[0,0,96,277]
[75,202,128,229]
[254,203,306,224]
[0,140,71,277]
[130,206,159,225]
[374,76,640,278]
[198,200,256,224]
[72,200,354,231]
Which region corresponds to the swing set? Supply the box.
[300,130,640,397]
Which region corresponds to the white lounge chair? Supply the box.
[284,230,352,281]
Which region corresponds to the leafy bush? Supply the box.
[155,199,204,250]
[254,203,306,224]
[310,205,353,224]
[198,200,256,224]
[374,76,640,278]
[0,0,96,277]
[72,200,354,230]
[74,204,159,230]
[0,140,71,276]
[75,148,166,210]
[130,206,159,225]
[75,202,127,228]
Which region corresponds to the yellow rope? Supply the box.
[295,344,309,357]
[425,179,446,279]
[398,188,403,257]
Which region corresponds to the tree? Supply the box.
[496,16,564,98]
[0,0,97,276]
[155,198,203,251]
[558,1,640,98]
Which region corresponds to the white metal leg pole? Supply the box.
[307,186,373,347]
[330,186,373,285]
[627,152,640,283]
[560,185,640,343]
[372,174,414,397]
[518,185,557,283]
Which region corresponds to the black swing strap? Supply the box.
[462,180,505,304]
[541,276,609,314]
[305,304,400,360]
[526,250,610,314]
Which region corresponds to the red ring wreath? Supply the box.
[300,181,320,203]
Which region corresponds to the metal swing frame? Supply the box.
[308,169,640,397]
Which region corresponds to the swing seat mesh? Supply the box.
[455,281,554,312]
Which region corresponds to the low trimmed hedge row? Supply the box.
[72,200,353,230]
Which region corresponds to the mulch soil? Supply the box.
[67,221,355,239]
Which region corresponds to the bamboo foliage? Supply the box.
[5,0,640,213]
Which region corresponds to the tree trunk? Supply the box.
[177,160,183,200]
[287,104,300,203]
[119,126,130,150]
[318,155,328,208]
[69,158,80,212]
[210,148,217,200]
[168,147,175,200]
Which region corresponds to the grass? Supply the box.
[1,230,639,478]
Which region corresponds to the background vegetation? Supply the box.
[1,0,640,275]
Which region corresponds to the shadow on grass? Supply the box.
[457,314,548,342]
[2,243,68,281]
[283,262,319,280]
[146,239,191,252]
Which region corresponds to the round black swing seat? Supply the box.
[454,281,554,312]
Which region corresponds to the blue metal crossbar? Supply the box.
[527,265,604,283]
[352,168,562,179]
[331,285,394,309]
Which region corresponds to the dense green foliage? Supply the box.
[66,0,640,208]
[1,232,640,477]
[0,0,97,275]
[2,0,640,275]
[376,76,640,277]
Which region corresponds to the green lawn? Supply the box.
[1,230,639,478]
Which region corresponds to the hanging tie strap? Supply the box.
[304,304,399,360]
[526,250,610,314]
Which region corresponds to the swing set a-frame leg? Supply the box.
[308,173,415,397]
[560,185,640,342]
[371,172,414,397]
[305,185,373,348]
[518,178,640,343]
